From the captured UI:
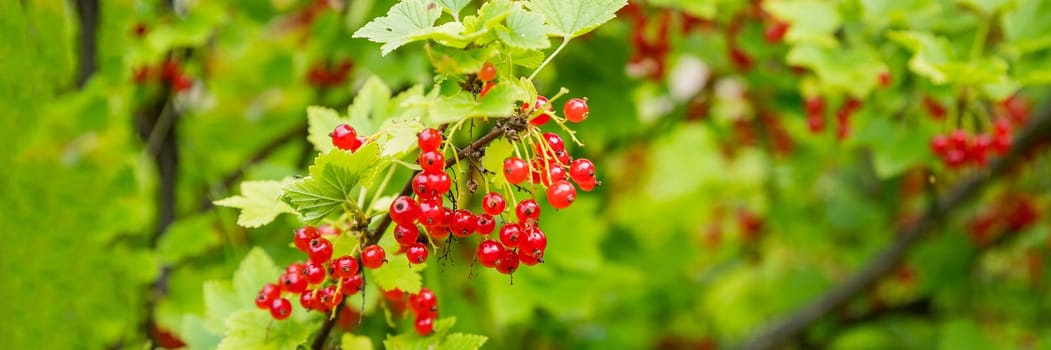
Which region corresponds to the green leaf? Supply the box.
[481,137,514,188]
[180,314,222,350]
[156,214,220,264]
[1002,0,1051,53]
[510,47,545,69]
[438,333,488,350]
[203,281,239,333]
[352,0,465,55]
[384,318,458,349]
[282,143,384,224]
[764,0,841,47]
[349,76,393,136]
[368,253,423,294]
[786,45,885,97]
[214,179,297,228]
[427,45,498,74]
[526,0,628,38]
[498,7,551,49]
[887,31,955,84]
[232,248,281,304]
[307,106,347,153]
[435,0,471,18]
[216,309,309,350]
[377,119,426,157]
[426,82,529,124]
[341,334,375,350]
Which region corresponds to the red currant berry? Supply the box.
[516,199,541,224]
[361,245,386,269]
[417,150,446,173]
[285,262,305,275]
[270,298,292,320]
[547,180,577,209]
[394,224,421,246]
[526,96,551,125]
[279,272,308,294]
[577,179,597,192]
[503,157,529,184]
[318,285,343,311]
[330,255,359,279]
[992,134,1011,155]
[994,118,1013,136]
[950,130,971,149]
[478,62,497,82]
[531,159,566,186]
[415,315,435,336]
[300,289,318,310]
[520,227,548,262]
[877,71,891,87]
[495,249,520,274]
[303,260,327,285]
[430,172,452,196]
[923,96,947,119]
[479,82,496,98]
[568,159,596,185]
[307,238,333,264]
[930,135,950,155]
[563,98,589,123]
[409,288,438,315]
[807,115,825,133]
[256,283,281,309]
[170,73,193,92]
[418,200,445,227]
[294,226,319,252]
[476,214,496,235]
[390,196,419,226]
[482,192,506,215]
[541,132,566,152]
[426,224,451,240]
[406,242,428,264]
[764,20,789,43]
[805,97,825,116]
[331,124,360,151]
[318,224,340,237]
[450,209,477,237]
[417,128,442,152]
[477,239,503,268]
[340,274,364,295]
[499,223,523,248]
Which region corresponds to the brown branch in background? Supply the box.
[312,124,507,350]
[74,0,98,88]
[740,98,1051,350]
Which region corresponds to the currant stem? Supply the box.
[528,36,571,81]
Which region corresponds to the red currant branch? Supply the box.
[742,98,1051,350]
[311,123,506,350]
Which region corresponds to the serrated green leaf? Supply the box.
[157,214,220,264]
[214,179,297,228]
[526,0,627,38]
[426,82,529,124]
[437,333,488,350]
[427,45,498,74]
[203,281,239,334]
[352,0,465,55]
[349,76,393,136]
[435,0,471,18]
[786,45,884,97]
[181,314,222,350]
[510,48,545,69]
[216,309,309,350]
[341,334,375,350]
[498,8,551,49]
[307,106,347,153]
[378,120,427,157]
[232,248,281,304]
[764,0,841,47]
[887,31,955,84]
[368,253,423,293]
[282,143,384,224]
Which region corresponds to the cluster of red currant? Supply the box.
[620,4,672,80]
[307,59,353,88]
[967,195,1039,246]
[930,118,1013,169]
[255,225,388,320]
[804,96,863,140]
[131,58,194,93]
